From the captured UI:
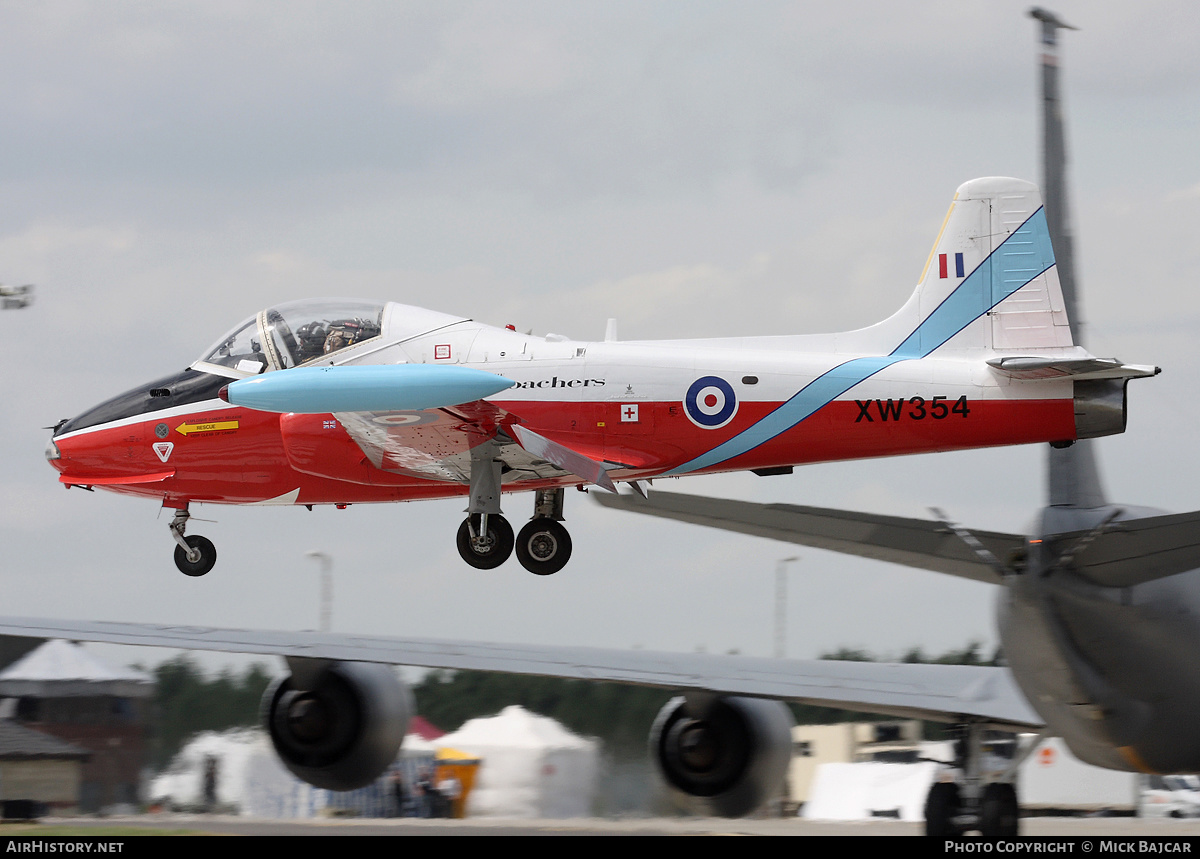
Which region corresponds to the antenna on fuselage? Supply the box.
[1031,8,1107,510]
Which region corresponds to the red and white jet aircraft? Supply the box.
[46,177,1155,577]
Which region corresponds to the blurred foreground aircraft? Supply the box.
[595,7,1200,836]
[46,177,1152,577]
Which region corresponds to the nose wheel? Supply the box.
[168,507,217,577]
[174,535,217,577]
[516,518,572,576]
[456,513,514,569]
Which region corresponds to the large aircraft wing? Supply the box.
[1067,509,1200,588]
[0,616,1041,730]
[594,490,1024,585]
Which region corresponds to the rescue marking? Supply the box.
[175,419,239,436]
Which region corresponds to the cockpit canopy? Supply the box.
[195,299,385,377]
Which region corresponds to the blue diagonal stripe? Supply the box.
[667,207,1054,475]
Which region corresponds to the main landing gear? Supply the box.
[515,489,572,576]
[454,473,574,575]
[168,506,217,577]
[456,513,514,570]
[923,722,1033,837]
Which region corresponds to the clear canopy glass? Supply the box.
[198,299,384,373]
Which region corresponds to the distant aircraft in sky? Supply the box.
[45,177,1153,578]
[0,283,33,309]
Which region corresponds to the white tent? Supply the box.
[0,639,151,698]
[802,761,938,822]
[438,705,598,818]
[150,727,438,818]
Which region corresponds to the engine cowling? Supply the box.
[650,695,793,817]
[261,660,414,791]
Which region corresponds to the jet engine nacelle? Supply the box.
[1074,379,1128,440]
[650,695,794,817]
[261,660,414,791]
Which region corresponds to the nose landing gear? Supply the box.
[168,506,217,577]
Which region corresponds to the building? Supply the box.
[0,640,152,813]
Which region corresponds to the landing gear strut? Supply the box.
[457,442,514,569]
[515,488,572,576]
[168,506,217,577]
[455,441,576,574]
[923,722,1034,837]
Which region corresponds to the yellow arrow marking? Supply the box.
[175,419,240,436]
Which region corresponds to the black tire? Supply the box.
[924,781,961,837]
[515,518,573,576]
[174,535,217,577]
[456,514,514,570]
[980,782,1019,838]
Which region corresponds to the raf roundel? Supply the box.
[684,376,738,429]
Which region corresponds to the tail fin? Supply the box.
[905,176,1074,357]
[1034,12,1108,509]
[845,177,1078,360]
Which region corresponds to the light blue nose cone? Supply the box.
[225,364,516,413]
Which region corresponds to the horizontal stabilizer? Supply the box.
[1064,509,1200,588]
[987,356,1160,381]
[594,490,1022,584]
[510,424,617,492]
[0,616,1043,729]
[222,364,515,414]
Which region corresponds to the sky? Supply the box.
[1,1,1199,679]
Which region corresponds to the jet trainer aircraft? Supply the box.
[46,179,1154,578]
[4,8,1188,836]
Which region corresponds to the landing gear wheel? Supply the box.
[456,514,514,570]
[924,782,962,837]
[516,518,572,576]
[173,535,217,577]
[980,783,1019,837]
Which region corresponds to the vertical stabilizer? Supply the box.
[1032,8,1108,509]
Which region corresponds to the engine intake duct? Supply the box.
[651,695,793,817]
[262,660,413,791]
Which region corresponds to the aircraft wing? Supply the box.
[594,490,1023,585]
[0,616,1042,729]
[227,363,617,489]
[329,405,616,490]
[1068,509,1200,588]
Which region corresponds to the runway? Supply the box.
[25,814,1200,837]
